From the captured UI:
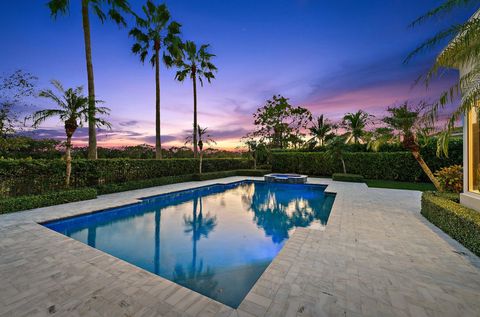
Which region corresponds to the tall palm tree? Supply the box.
[47,0,130,160]
[129,1,182,159]
[31,80,110,186]
[308,114,336,147]
[175,41,217,157]
[342,110,372,144]
[406,0,480,154]
[382,103,442,191]
[185,125,216,174]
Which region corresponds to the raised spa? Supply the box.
[264,173,308,184]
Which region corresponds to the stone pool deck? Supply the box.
[0,177,479,317]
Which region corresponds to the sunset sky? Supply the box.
[0,1,476,149]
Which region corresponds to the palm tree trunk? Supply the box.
[81,0,97,160]
[411,150,442,191]
[65,135,72,187]
[192,72,198,158]
[155,46,162,159]
[341,158,346,174]
[199,150,203,174]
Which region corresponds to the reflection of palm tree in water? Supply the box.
[154,209,161,275]
[242,183,326,243]
[173,195,219,296]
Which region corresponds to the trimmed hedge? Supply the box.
[97,175,194,195]
[98,169,270,193]
[0,158,254,198]
[332,173,364,182]
[0,188,97,214]
[421,192,480,256]
[271,152,454,182]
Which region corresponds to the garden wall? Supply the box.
[271,151,461,182]
[0,158,253,198]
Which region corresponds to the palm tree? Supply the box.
[186,125,216,174]
[406,0,480,153]
[325,136,349,174]
[308,114,336,147]
[366,127,397,152]
[47,0,130,160]
[31,80,110,186]
[175,41,217,157]
[129,1,182,159]
[382,103,442,191]
[342,110,372,144]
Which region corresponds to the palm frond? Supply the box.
[47,0,70,18]
[409,0,476,27]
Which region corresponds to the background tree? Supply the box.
[406,0,480,154]
[308,114,336,147]
[242,135,263,170]
[252,95,312,149]
[185,124,216,174]
[130,1,182,159]
[325,136,349,174]
[47,0,131,160]
[0,70,37,138]
[366,127,396,152]
[342,110,373,144]
[175,41,217,157]
[382,102,442,190]
[31,80,110,186]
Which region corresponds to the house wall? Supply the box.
[458,63,480,211]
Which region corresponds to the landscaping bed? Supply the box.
[0,188,97,215]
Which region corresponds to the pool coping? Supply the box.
[1,176,479,316]
[37,179,335,309]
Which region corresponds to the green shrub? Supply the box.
[271,152,439,182]
[192,171,237,181]
[0,188,97,214]
[434,165,463,193]
[0,158,254,198]
[332,173,364,182]
[97,169,270,194]
[421,192,480,256]
[97,175,194,195]
[235,169,270,176]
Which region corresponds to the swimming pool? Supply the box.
[43,181,335,308]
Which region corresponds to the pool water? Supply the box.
[43,181,335,308]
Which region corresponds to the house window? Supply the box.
[468,104,480,192]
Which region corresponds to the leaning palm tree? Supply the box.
[405,0,480,154]
[308,114,336,147]
[382,102,442,191]
[129,1,182,159]
[31,80,110,186]
[47,0,131,160]
[185,125,216,174]
[342,110,372,144]
[175,41,217,158]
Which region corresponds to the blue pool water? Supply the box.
[43,181,335,308]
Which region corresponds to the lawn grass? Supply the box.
[365,179,436,191]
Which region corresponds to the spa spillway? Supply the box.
[264,173,308,184]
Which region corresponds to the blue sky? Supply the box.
[0,0,476,148]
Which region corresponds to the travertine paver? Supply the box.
[0,177,479,317]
